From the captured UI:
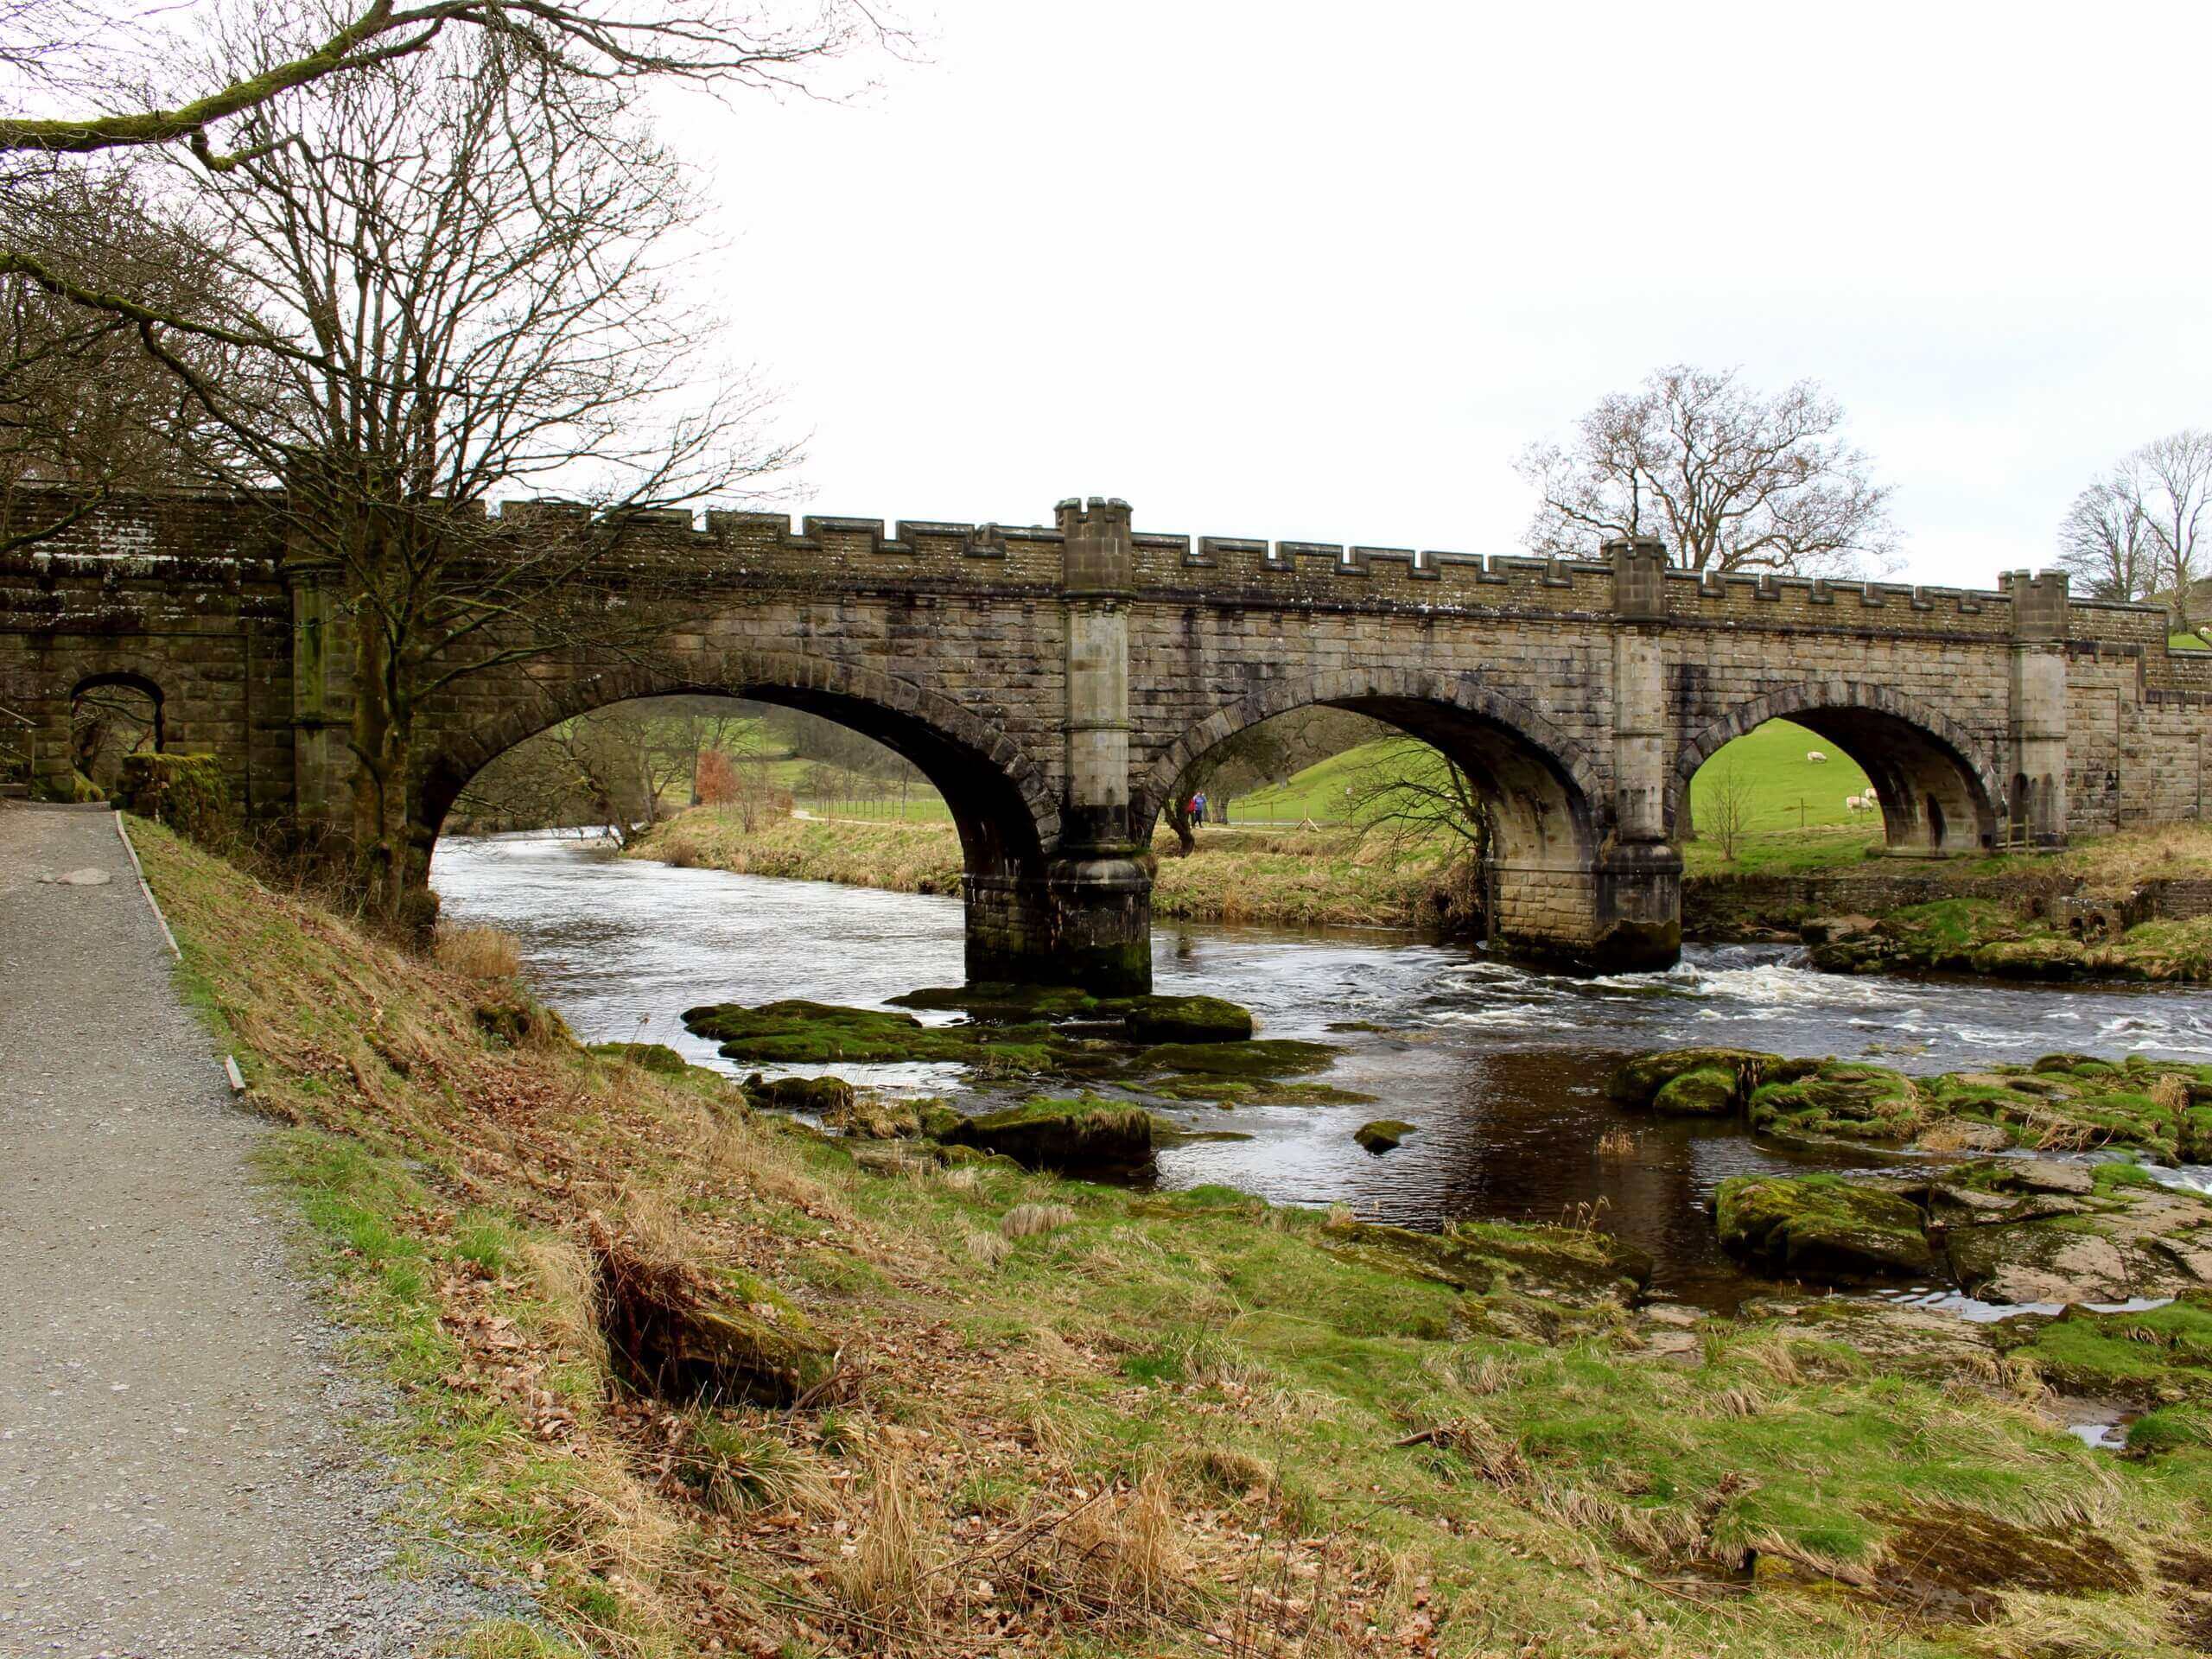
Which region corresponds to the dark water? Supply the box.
[432,832,2212,1306]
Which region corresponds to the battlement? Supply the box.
[0,487,2188,659]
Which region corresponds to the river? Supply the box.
[432,831,2212,1306]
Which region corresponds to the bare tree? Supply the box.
[1516,365,1897,576]
[2063,431,2212,635]
[1701,759,1753,863]
[0,168,245,532]
[1,1,880,159]
[2056,473,2158,603]
[148,29,797,917]
[1340,735,1493,932]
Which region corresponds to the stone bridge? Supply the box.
[8,488,2212,990]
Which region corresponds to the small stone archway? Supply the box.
[1669,681,2003,856]
[68,670,166,791]
[415,653,1064,880]
[1136,667,1634,964]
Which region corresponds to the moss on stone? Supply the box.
[1605,1046,1783,1109]
[1714,1173,1935,1284]
[1315,1213,1649,1309]
[588,1040,690,1075]
[1118,994,1255,1045]
[945,1095,1154,1174]
[1353,1119,1416,1154]
[1137,1038,1339,1078]
[1748,1062,1926,1143]
[1652,1065,1742,1117]
[1993,1294,2212,1407]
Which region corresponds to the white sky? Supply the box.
[665,0,2212,589]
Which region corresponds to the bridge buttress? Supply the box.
[1594,536,1683,970]
[2005,569,2069,848]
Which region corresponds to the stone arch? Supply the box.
[1137,667,1612,959]
[67,669,166,787]
[1669,680,2003,855]
[414,652,1060,880]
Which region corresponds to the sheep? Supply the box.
[1806,750,1828,764]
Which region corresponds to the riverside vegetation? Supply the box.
[131,817,2212,1657]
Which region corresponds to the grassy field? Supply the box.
[134,817,2212,1657]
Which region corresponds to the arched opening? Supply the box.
[420,684,1050,887]
[1138,671,1610,964]
[1672,685,2000,866]
[69,672,163,797]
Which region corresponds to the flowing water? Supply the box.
[432,831,2212,1306]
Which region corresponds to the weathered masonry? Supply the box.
[8,490,2212,989]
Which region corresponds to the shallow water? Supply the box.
[432,831,2212,1306]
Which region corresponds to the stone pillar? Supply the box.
[2005,569,2069,847]
[962,498,1153,992]
[284,550,353,856]
[1594,536,1682,972]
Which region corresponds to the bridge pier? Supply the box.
[958,497,1154,993]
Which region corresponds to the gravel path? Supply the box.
[0,804,527,1657]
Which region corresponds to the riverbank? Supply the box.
[634,806,1463,930]
[140,819,2212,1656]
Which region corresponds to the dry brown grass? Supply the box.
[433,923,520,980]
[830,1444,940,1635]
[999,1201,1077,1240]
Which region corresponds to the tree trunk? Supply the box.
[1166,796,1195,857]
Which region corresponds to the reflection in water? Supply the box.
[434,832,2212,1305]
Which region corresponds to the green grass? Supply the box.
[2172,632,2212,652]
[134,817,2212,1656]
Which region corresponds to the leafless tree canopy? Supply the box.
[2058,431,2212,632]
[1516,365,1898,576]
[0,0,886,161]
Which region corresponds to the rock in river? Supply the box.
[1354,1119,1416,1154]
[943,1096,1154,1174]
[1714,1174,1936,1283]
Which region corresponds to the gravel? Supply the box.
[0,804,532,1656]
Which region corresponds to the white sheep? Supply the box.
[1806,750,1828,764]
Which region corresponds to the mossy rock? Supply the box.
[589,1040,689,1075]
[1318,1214,1649,1308]
[1713,1174,1935,1284]
[945,1096,1154,1173]
[1353,1119,1416,1154]
[589,1222,834,1408]
[914,1100,966,1141]
[745,1073,855,1115]
[1992,1294,2212,1406]
[1967,938,2089,981]
[473,994,574,1048]
[1150,1075,1375,1107]
[887,982,1102,1022]
[1749,1062,1926,1143]
[822,1092,920,1140]
[1136,1038,1338,1079]
[684,1000,976,1064]
[1118,994,1255,1045]
[1604,1047,1789,1109]
[1652,1065,1742,1117]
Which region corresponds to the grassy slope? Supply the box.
[138,818,2212,1658]
[641,809,1455,930]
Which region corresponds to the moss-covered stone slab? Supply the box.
[1353,1119,1416,1154]
[944,1096,1154,1174]
[822,1092,920,1140]
[1991,1293,2212,1407]
[744,1073,855,1115]
[588,1217,833,1408]
[1714,1174,1935,1284]
[1318,1214,1650,1309]
[1117,994,1255,1045]
[1748,1062,1926,1143]
[588,1040,690,1075]
[1605,1046,1783,1109]
[1136,1038,1339,1078]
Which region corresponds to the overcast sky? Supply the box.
[664,1,2211,589]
